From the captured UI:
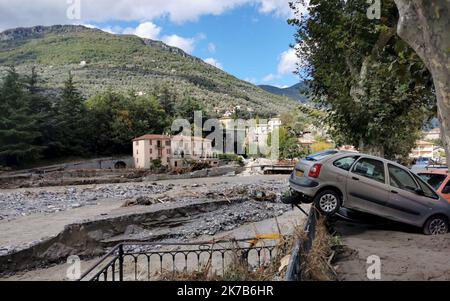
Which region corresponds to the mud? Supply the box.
[0,176,291,276]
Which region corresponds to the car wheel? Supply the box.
[314,190,341,216]
[423,216,449,235]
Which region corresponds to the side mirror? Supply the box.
[442,187,450,194]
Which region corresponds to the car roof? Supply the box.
[333,151,410,170]
[417,169,449,175]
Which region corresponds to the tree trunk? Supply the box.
[395,0,450,167]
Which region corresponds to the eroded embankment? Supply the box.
[0,199,237,274]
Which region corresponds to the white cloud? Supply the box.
[204,58,223,70]
[263,73,278,82]
[277,48,298,75]
[84,22,197,54]
[207,42,216,53]
[162,34,196,53]
[258,0,293,18]
[0,0,309,31]
[124,22,162,40]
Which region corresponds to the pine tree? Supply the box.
[25,67,61,157]
[157,85,176,117]
[55,72,90,156]
[0,67,43,166]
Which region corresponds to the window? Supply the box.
[414,174,439,199]
[167,149,170,155]
[352,158,385,184]
[388,164,418,192]
[150,149,153,154]
[135,141,138,146]
[418,173,447,190]
[443,180,450,194]
[166,141,171,146]
[333,156,359,171]
[305,150,339,162]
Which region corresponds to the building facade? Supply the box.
[133,135,218,170]
[133,135,172,169]
[410,140,435,159]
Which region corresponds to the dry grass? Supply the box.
[155,216,338,282]
[156,234,299,281]
[300,217,338,281]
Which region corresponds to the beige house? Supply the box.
[133,135,172,169]
[133,134,218,170]
[170,135,218,169]
[424,128,441,141]
[410,140,435,159]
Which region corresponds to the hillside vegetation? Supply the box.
[0,25,297,117]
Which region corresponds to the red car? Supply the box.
[418,169,450,203]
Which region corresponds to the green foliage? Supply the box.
[277,127,308,159]
[289,0,436,159]
[0,67,44,165]
[87,90,170,155]
[54,72,90,156]
[218,153,243,164]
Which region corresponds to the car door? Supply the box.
[439,177,450,202]
[386,164,431,225]
[346,157,389,216]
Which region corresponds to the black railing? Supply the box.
[79,238,278,281]
[285,207,318,281]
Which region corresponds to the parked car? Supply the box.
[288,150,450,235]
[417,169,450,203]
[410,157,447,173]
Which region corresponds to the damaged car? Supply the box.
[287,150,450,235]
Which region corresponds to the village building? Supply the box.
[424,128,441,141]
[133,134,219,170]
[410,140,435,159]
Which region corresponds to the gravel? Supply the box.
[0,184,169,220]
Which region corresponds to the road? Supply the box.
[333,219,450,281]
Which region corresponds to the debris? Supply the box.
[122,196,174,207]
[0,183,169,219]
[279,255,291,273]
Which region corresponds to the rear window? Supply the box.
[418,173,447,190]
[333,156,360,171]
[305,150,338,162]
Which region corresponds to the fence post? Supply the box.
[119,244,124,282]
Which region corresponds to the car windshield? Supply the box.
[305,150,338,162]
[418,173,447,190]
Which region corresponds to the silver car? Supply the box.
[289,150,450,235]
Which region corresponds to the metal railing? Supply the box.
[285,207,318,281]
[78,238,278,281]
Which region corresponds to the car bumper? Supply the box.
[289,173,319,197]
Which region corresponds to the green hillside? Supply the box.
[259,83,309,104]
[0,25,297,116]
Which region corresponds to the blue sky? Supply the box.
[87,5,300,88]
[0,0,306,88]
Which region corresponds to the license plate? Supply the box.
[295,170,304,177]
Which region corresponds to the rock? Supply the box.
[124,225,145,236]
